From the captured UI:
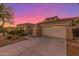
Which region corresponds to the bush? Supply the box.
[0,27,4,33]
[6,35,12,40]
[19,33,29,36]
[7,29,24,35]
[7,29,30,37]
[73,29,79,37]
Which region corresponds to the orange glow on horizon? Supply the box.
[0,22,17,28]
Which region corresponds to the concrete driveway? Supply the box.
[0,37,66,56]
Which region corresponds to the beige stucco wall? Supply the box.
[38,20,73,39]
[66,27,73,40]
[17,24,33,35]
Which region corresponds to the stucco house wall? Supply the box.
[17,23,33,35]
[35,16,79,39]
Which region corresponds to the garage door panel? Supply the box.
[41,26,66,38]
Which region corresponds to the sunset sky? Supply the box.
[8,3,79,25]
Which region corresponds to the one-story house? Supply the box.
[33,16,79,39]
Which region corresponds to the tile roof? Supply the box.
[39,16,79,24]
[17,23,33,26]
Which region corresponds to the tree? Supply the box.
[0,3,13,36]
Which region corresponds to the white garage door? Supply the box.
[41,26,67,38]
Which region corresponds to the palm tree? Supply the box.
[0,3,13,36]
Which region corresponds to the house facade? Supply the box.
[17,23,33,35]
[33,16,79,39]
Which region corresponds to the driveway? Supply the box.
[0,36,66,56]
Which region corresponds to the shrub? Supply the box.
[7,29,24,35]
[73,29,79,37]
[0,27,4,33]
[19,33,28,36]
[6,35,12,40]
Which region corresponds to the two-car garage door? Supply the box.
[41,26,67,39]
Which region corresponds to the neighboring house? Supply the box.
[33,16,79,39]
[17,23,33,35]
